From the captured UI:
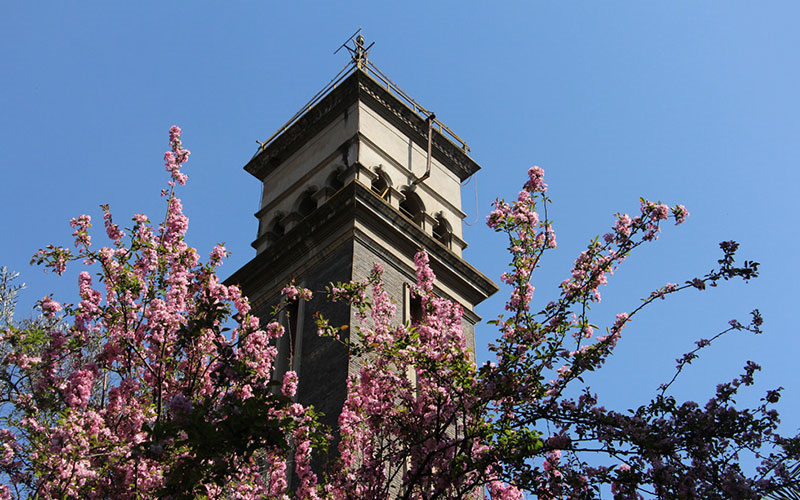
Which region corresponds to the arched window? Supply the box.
[399,189,424,226]
[271,215,286,236]
[271,215,285,238]
[371,171,391,201]
[327,169,344,192]
[432,214,452,247]
[297,191,317,218]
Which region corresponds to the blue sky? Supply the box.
[1,2,798,443]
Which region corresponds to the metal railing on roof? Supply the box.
[253,34,471,158]
[362,59,470,153]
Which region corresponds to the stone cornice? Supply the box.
[244,70,482,183]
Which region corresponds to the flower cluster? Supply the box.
[2,127,322,499]
[479,168,797,499]
[164,125,190,186]
[282,283,313,302]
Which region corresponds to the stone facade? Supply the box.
[225,67,498,438]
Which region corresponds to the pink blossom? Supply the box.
[64,368,95,409]
[169,125,182,143]
[507,283,534,311]
[265,321,284,338]
[611,312,629,334]
[209,244,228,264]
[614,213,632,237]
[654,203,669,221]
[546,226,557,248]
[70,214,92,249]
[164,126,190,186]
[167,393,193,417]
[282,283,313,301]
[414,250,436,292]
[486,201,510,229]
[40,295,62,316]
[488,480,525,500]
[102,204,124,244]
[673,204,690,225]
[282,370,298,398]
[524,165,547,193]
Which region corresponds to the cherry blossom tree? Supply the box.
[319,165,798,499]
[0,127,796,499]
[1,128,325,499]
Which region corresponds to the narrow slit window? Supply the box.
[404,283,424,325]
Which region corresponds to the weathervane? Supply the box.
[254,29,470,157]
[334,28,374,70]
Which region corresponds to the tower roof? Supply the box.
[244,54,482,182]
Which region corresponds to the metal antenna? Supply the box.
[333,28,361,55]
[334,28,374,69]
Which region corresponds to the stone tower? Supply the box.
[226,35,498,433]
